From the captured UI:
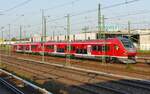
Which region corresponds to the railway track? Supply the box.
[1,52,150,79]
[1,49,150,66]
[0,69,52,94]
[1,55,150,94]
[0,78,25,94]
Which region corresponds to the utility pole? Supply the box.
[2,30,3,42]
[20,25,22,43]
[41,9,45,63]
[66,14,71,66]
[44,17,47,42]
[1,27,4,48]
[98,3,101,39]
[128,21,131,34]
[102,15,106,63]
[67,14,70,42]
[98,4,106,63]
[102,15,105,32]
[8,24,11,56]
[53,31,55,41]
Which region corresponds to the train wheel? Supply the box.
[109,57,117,63]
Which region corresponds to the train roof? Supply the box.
[45,38,120,44]
[12,37,122,45]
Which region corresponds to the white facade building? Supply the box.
[132,29,150,50]
[140,34,150,50]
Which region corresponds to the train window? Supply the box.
[71,46,75,51]
[31,45,37,49]
[19,46,23,50]
[76,49,79,53]
[57,48,65,53]
[102,45,110,52]
[26,47,29,50]
[76,49,81,54]
[46,45,54,49]
[120,38,134,48]
[92,45,110,52]
[76,49,87,54]
[65,46,75,51]
[98,46,102,51]
[83,49,87,54]
[92,45,97,51]
[65,46,67,50]
[92,45,102,51]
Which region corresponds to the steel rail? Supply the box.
[0,69,52,94]
[0,77,25,94]
[1,56,147,94]
[1,54,150,82]
[1,57,129,94]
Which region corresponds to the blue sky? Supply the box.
[0,0,149,39]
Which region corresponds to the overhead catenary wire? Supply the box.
[70,0,140,17]
[2,0,140,29]
[29,0,141,28]
[108,10,150,20]
[44,0,81,11]
[10,8,150,34]
[10,0,81,17]
[2,0,32,13]
[2,0,143,38]
[0,0,32,30]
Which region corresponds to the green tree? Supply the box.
[11,37,17,41]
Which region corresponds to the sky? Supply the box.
[0,0,150,39]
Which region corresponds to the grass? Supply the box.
[0,64,42,88]
[137,50,150,54]
[0,45,12,51]
[125,63,133,70]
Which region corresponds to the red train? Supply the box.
[12,37,137,63]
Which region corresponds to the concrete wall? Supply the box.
[140,34,150,50]
[42,32,97,42]
[75,32,96,41]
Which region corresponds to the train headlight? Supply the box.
[115,45,119,51]
[123,51,128,55]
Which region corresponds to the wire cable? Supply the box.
[2,0,32,13]
[45,0,81,11]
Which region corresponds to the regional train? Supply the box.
[12,37,137,63]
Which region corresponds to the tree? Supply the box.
[11,37,17,41]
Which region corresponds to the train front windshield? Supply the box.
[120,38,134,49]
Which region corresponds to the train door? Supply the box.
[54,45,57,53]
[16,45,18,51]
[87,45,91,55]
[29,44,31,52]
[113,44,119,56]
